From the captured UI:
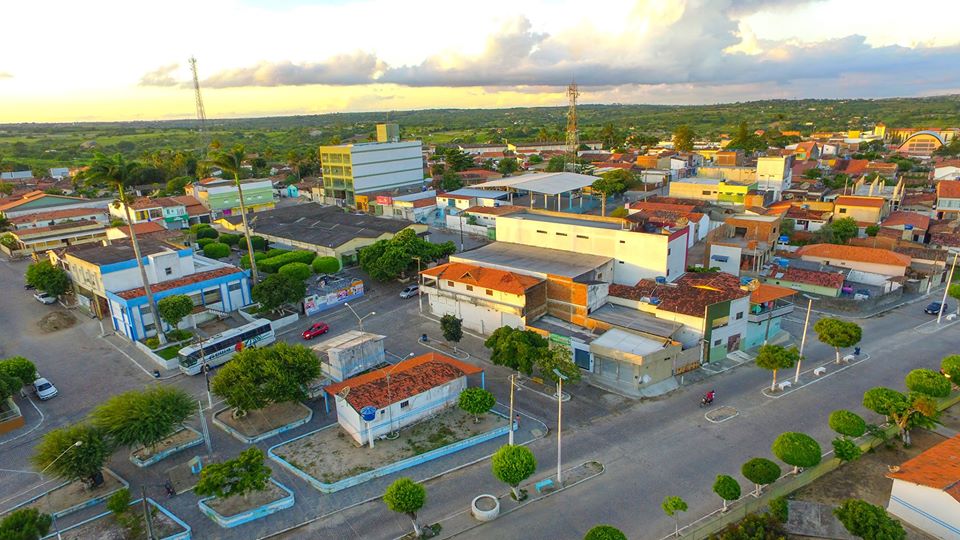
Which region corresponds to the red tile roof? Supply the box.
[0,192,85,212]
[609,272,749,317]
[109,221,167,237]
[797,244,911,267]
[882,211,930,231]
[938,180,960,199]
[750,283,796,304]
[783,206,831,222]
[130,197,182,210]
[766,264,845,289]
[9,207,105,224]
[887,435,960,502]
[11,219,104,237]
[421,262,542,295]
[324,353,483,411]
[628,201,697,214]
[834,196,886,209]
[114,266,244,300]
[834,159,869,175]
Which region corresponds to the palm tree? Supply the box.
[207,145,260,283]
[82,153,167,344]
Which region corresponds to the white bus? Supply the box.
[178,319,276,375]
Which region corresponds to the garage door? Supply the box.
[459,303,502,334]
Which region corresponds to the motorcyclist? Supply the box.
[705,390,716,403]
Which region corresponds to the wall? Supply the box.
[888,481,960,539]
[351,142,425,193]
[706,244,742,276]
[698,166,756,182]
[834,204,882,224]
[424,287,524,335]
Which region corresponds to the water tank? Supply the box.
[655,276,667,284]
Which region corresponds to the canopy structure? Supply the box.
[470,172,600,210]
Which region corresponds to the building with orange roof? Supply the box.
[324,352,484,445]
[109,195,210,230]
[935,180,960,220]
[0,191,111,220]
[420,262,547,334]
[0,219,108,257]
[8,207,107,230]
[833,195,890,225]
[881,211,930,243]
[744,282,796,349]
[887,434,960,538]
[797,243,911,277]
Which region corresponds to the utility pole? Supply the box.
[564,81,580,173]
[142,486,156,540]
[795,296,814,383]
[198,400,212,454]
[938,251,959,324]
[189,56,208,155]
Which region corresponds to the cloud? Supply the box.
[201,52,386,88]
[139,64,181,87]
[0,72,12,79]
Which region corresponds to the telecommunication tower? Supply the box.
[564,82,580,172]
[189,56,207,133]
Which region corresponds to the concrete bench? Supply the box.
[813,367,826,376]
[842,354,855,363]
[778,381,792,391]
[535,478,555,493]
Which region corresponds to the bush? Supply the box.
[257,250,316,273]
[834,499,905,540]
[203,242,230,259]
[278,262,312,281]
[167,329,192,342]
[251,235,267,251]
[832,437,862,462]
[0,508,52,540]
[144,337,160,349]
[709,512,786,540]
[266,248,291,258]
[768,497,788,523]
[312,256,341,274]
[197,237,215,248]
[0,356,38,386]
[219,233,241,246]
[195,226,218,240]
[905,368,951,398]
[772,432,822,472]
[829,410,866,438]
[584,525,627,540]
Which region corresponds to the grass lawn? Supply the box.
[155,345,180,360]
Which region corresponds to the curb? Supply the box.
[212,403,313,444]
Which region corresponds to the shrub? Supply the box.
[197,237,215,248]
[834,499,905,540]
[709,512,786,539]
[829,410,866,438]
[584,525,627,540]
[203,242,230,259]
[219,233,241,246]
[195,226,218,240]
[0,356,38,386]
[0,508,52,540]
[257,250,316,273]
[144,337,160,349]
[768,497,788,523]
[251,235,267,251]
[772,432,822,473]
[311,256,341,274]
[905,368,951,398]
[266,248,291,258]
[832,437,862,462]
[278,262,312,281]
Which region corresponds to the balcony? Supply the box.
[748,302,794,323]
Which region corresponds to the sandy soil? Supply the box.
[37,310,77,333]
[205,481,287,516]
[24,470,124,515]
[59,502,183,540]
[132,427,200,461]
[215,401,310,438]
[275,407,505,484]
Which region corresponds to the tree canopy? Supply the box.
[713,474,741,511]
[359,229,456,282]
[0,509,52,540]
[592,171,629,216]
[904,368,951,398]
[251,273,307,312]
[25,261,69,296]
[584,525,627,540]
[90,386,194,450]
[772,432,822,473]
[833,499,905,540]
[458,387,495,422]
[942,355,960,383]
[491,444,536,499]
[157,295,194,331]
[828,410,866,438]
[441,314,463,346]
[672,125,695,152]
[195,447,272,500]
[211,343,320,416]
[741,457,781,495]
[755,345,799,392]
[383,477,427,537]
[484,326,579,382]
[813,318,862,363]
[31,424,109,486]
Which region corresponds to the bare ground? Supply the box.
[37,310,77,333]
[24,470,124,515]
[132,427,201,461]
[205,481,287,517]
[275,407,505,484]
[215,402,310,438]
[59,502,184,540]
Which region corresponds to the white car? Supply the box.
[33,292,57,305]
[400,284,419,299]
[33,378,58,400]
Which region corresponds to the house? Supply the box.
[378,191,437,223]
[310,330,386,382]
[697,166,757,183]
[715,151,743,166]
[51,239,250,339]
[627,201,711,245]
[587,328,684,398]
[109,195,208,230]
[833,195,890,225]
[668,177,757,206]
[608,272,752,362]
[453,205,525,235]
[104,221,177,241]
[704,214,783,276]
[929,219,960,250]
[0,191,111,219]
[49,167,71,180]
[186,177,275,218]
[324,353,483,446]
[881,211,930,243]
[797,244,911,278]
[743,282,795,349]
[456,169,503,185]
[755,155,795,200]
[935,181,960,220]
[790,141,821,161]
[760,263,845,297]
[0,219,109,257]
[0,171,33,182]
[932,161,960,182]
[865,161,899,179]
[886,434,960,539]
[436,188,511,213]
[7,207,107,230]
[773,204,832,232]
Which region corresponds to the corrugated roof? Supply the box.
[887,434,960,502]
[471,172,600,195]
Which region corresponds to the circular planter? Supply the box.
[471,494,500,522]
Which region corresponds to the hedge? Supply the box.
[258,250,316,273]
[278,262,312,281]
[219,233,241,246]
[240,251,271,269]
[266,248,291,258]
[311,256,341,274]
[195,226,218,240]
[197,237,215,248]
[203,242,231,259]
[251,235,267,251]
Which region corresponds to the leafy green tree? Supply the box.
[863,387,938,445]
[772,432,821,474]
[711,512,786,539]
[440,168,463,191]
[865,224,880,237]
[672,126,695,152]
[252,273,306,313]
[311,256,340,274]
[592,171,628,216]
[0,508,52,540]
[484,326,548,375]
[584,525,627,540]
[905,368,951,398]
[491,444,536,500]
[538,344,581,384]
[203,242,230,259]
[828,410,866,438]
[497,158,518,176]
[458,387,495,423]
[610,206,629,218]
[25,261,69,296]
[803,168,823,179]
[713,474,741,512]
[165,176,192,196]
[278,262,312,282]
[833,499,905,540]
[219,233,241,246]
[0,357,38,387]
[662,496,688,538]
[528,154,543,164]
[383,477,427,538]
[755,345,799,392]
[832,437,862,462]
[193,225,219,240]
[31,424,109,486]
[440,314,463,351]
[546,156,566,172]
[82,153,166,344]
[817,217,859,244]
[741,457,781,496]
[90,386,194,450]
[208,145,261,282]
[210,343,320,416]
[813,318,862,364]
[941,355,960,384]
[157,294,194,332]
[725,121,766,153]
[359,229,455,282]
[195,447,272,500]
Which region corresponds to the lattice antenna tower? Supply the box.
[189,56,207,134]
[565,81,580,172]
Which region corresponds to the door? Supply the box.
[727,334,741,353]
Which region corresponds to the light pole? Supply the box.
[937,251,958,325]
[457,212,465,252]
[39,440,83,476]
[412,256,423,315]
[343,302,375,334]
[552,368,568,486]
[795,294,815,383]
[507,373,521,446]
[195,336,212,410]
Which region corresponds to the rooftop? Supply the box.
[108,221,169,237]
[324,353,483,411]
[421,262,543,295]
[588,303,683,338]
[591,328,674,360]
[750,283,797,304]
[882,211,930,231]
[609,272,749,317]
[938,180,960,199]
[503,209,625,230]
[249,203,411,248]
[64,238,179,266]
[834,196,886,208]
[887,434,960,502]
[463,205,526,216]
[452,242,612,280]
[310,330,385,353]
[9,207,105,224]
[798,244,911,267]
[763,263,846,289]
[441,188,511,199]
[672,177,755,187]
[114,266,244,300]
[471,172,599,196]
[392,190,437,202]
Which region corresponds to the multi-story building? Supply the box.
[833,195,890,225]
[668,177,757,206]
[109,196,209,229]
[935,180,960,220]
[186,178,275,218]
[0,191,111,220]
[755,155,794,199]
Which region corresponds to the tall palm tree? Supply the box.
[82,153,166,344]
[207,145,260,283]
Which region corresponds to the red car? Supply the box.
[302,322,330,340]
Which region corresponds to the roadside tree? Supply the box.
[942,355,960,384]
[755,345,799,392]
[484,326,547,375]
[584,525,627,540]
[713,474,741,512]
[948,284,960,314]
[592,172,628,216]
[741,457,781,496]
[832,438,862,462]
[833,499,905,540]
[863,387,938,445]
[90,386,194,451]
[0,509,52,540]
[194,447,272,500]
[0,356,38,387]
[813,318,862,364]
[537,344,581,384]
[251,273,307,313]
[440,314,463,352]
[662,496,688,538]
[491,444,536,500]
[904,368,951,398]
[157,294,194,333]
[383,477,427,538]
[458,387,495,423]
[828,410,867,438]
[772,432,821,474]
[25,261,69,297]
[359,229,455,282]
[31,424,110,487]
[210,343,320,417]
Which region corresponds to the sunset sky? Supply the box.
[2,0,959,123]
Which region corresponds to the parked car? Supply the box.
[924,302,949,315]
[32,378,58,400]
[33,292,57,305]
[24,282,35,290]
[400,284,419,299]
[302,322,330,340]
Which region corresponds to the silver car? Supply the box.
[400,284,419,299]
[33,378,58,400]
[33,292,57,305]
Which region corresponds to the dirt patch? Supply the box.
[37,310,77,333]
[59,502,184,540]
[275,407,505,484]
[24,470,124,515]
[205,481,287,517]
[215,402,310,438]
[132,427,201,461]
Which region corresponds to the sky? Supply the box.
[1,0,959,123]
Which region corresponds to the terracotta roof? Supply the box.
[421,262,542,295]
[129,197,182,210]
[9,207,105,224]
[109,221,168,237]
[882,211,930,231]
[324,353,483,411]
[784,206,831,222]
[797,244,911,267]
[750,283,796,304]
[0,192,86,212]
[11,219,104,237]
[766,264,845,289]
[834,196,886,209]
[894,245,947,261]
[609,272,749,317]
[866,162,898,173]
[833,159,869,175]
[938,180,960,199]
[114,266,244,300]
[439,193,478,201]
[887,435,960,503]
[463,205,524,216]
[628,201,697,214]
[456,169,501,178]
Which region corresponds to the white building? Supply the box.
[319,135,426,206]
[310,331,386,382]
[324,353,484,446]
[887,435,960,539]
[436,188,511,213]
[755,155,794,200]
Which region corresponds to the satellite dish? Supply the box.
[337,387,350,399]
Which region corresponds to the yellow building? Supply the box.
[833,196,889,225]
[668,177,757,205]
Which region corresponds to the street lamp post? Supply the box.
[552,368,568,486]
[795,295,815,384]
[507,373,521,446]
[937,251,959,325]
[40,441,83,476]
[343,302,375,334]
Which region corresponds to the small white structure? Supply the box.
[324,352,483,446]
[310,330,386,382]
[887,434,960,539]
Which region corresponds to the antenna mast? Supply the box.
[189,56,207,134]
[565,81,580,172]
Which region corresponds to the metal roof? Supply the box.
[470,172,599,195]
[451,242,611,280]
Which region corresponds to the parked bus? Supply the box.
[178,319,275,375]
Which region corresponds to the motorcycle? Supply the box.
[699,396,714,408]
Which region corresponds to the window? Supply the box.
[228,282,242,292]
[577,235,589,239]
[447,280,454,286]
[466,285,474,291]
[555,232,567,236]
[618,261,624,264]
[736,312,744,320]
[486,289,493,296]
[619,240,625,244]
[400,400,409,409]
[668,248,671,255]
[711,315,729,329]
[702,190,712,196]
[202,288,221,305]
[714,339,722,346]
[536,230,547,234]
[164,267,173,276]
[839,208,847,213]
